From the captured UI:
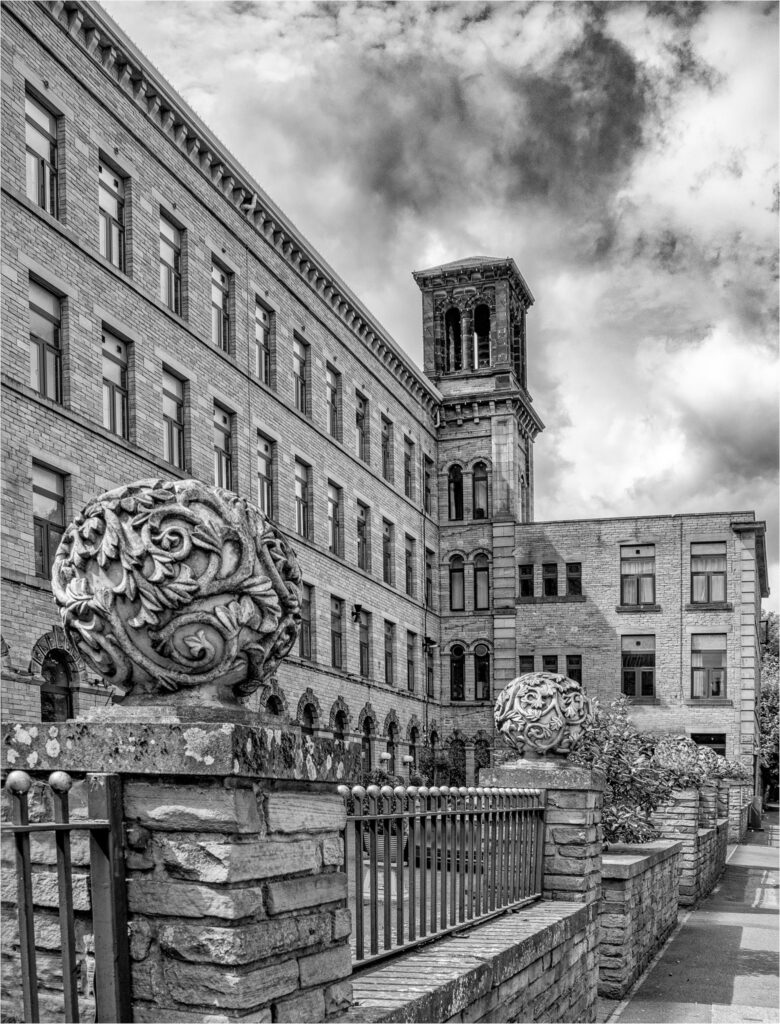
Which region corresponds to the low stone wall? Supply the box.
[696,820,729,898]
[598,840,681,999]
[339,901,597,1024]
[653,789,699,905]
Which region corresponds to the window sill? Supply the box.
[616,604,662,613]
[2,567,52,592]
[624,697,660,705]
[517,595,586,604]
[684,603,733,612]
[684,698,733,706]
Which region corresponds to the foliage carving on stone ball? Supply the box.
[51,479,301,705]
[494,671,593,757]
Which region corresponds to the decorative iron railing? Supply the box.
[338,784,545,967]
[3,770,131,1023]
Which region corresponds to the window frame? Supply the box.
[29,280,62,404]
[406,631,416,692]
[213,404,233,490]
[359,610,371,679]
[566,654,582,684]
[382,519,394,585]
[450,644,465,701]
[159,214,182,315]
[327,482,342,556]
[449,555,465,611]
[357,502,370,571]
[299,583,313,660]
[474,643,490,701]
[566,562,582,597]
[162,369,185,469]
[423,456,434,514]
[330,596,344,670]
[356,393,369,462]
[254,300,272,385]
[384,620,395,686]
[425,548,434,608]
[256,433,274,517]
[32,462,65,580]
[98,161,125,271]
[404,535,415,597]
[621,636,656,699]
[380,416,393,481]
[294,460,310,540]
[403,437,414,498]
[690,543,727,604]
[25,92,58,218]
[691,634,727,699]
[448,466,464,521]
[293,337,309,415]
[542,654,558,674]
[518,654,534,675]
[620,545,656,607]
[472,462,488,519]
[542,563,558,598]
[101,329,129,440]
[326,365,341,440]
[474,554,490,610]
[519,564,534,598]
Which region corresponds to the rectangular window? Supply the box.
[542,654,558,674]
[293,338,308,414]
[255,302,272,385]
[101,330,129,439]
[213,404,232,490]
[211,261,231,351]
[33,463,65,579]
[159,215,182,314]
[330,596,344,670]
[356,393,369,462]
[621,636,655,698]
[423,456,434,514]
[566,562,582,597]
[99,162,125,271]
[299,583,313,660]
[691,733,727,757]
[359,611,371,679]
[621,545,655,605]
[519,564,534,598]
[327,482,342,556]
[518,654,534,675]
[326,365,341,440]
[357,502,370,571]
[257,434,274,517]
[425,549,434,607]
[381,416,393,480]
[406,631,416,692]
[691,635,727,698]
[29,280,61,404]
[162,370,185,469]
[542,563,558,597]
[691,543,727,604]
[426,647,434,697]
[474,556,490,610]
[295,460,310,539]
[403,438,414,498]
[382,520,394,585]
[405,536,415,597]
[566,654,582,684]
[384,620,395,686]
[25,93,58,217]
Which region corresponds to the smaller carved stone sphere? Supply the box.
[51,479,302,709]
[494,672,593,758]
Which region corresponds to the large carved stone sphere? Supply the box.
[494,672,593,758]
[51,479,301,709]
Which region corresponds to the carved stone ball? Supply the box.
[51,479,302,708]
[494,672,593,758]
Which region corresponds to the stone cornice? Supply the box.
[412,258,535,308]
[440,391,544,438]
[34,0,441,417]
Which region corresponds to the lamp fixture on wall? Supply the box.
[422,636,438,650]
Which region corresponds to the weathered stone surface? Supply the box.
[1,869,90,910]
[321,835,344,866]
[133,1007,272,1023]
[298,945,352,987]
[265,793,345,834]
[129,917,154,961]
[1,830,90,867]
[157,836,319,882]
[266,873,346,914]
[273,987,325,1023]
[324,979,353,1015]
[332,908,352,940]
[128,878,264,919]
[493,672,594,757]
[124,782,261,833]
[158,915,331,963]
[161,959,298,1010]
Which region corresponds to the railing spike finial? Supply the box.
[5,771,32,795]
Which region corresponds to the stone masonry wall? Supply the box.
[696,821,728,900]
[598,840,681,999]
[653,789,699,905]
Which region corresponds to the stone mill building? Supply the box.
[0,0,769,782]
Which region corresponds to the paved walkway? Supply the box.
[603,816,779,1024]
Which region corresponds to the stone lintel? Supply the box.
[3,720,362,783]
[482,759,605,793]
[601,840,682,879]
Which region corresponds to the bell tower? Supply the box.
[413,257,544,730]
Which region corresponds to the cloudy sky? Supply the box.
[105,0,779,609]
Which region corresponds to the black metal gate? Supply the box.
[4,770,131,1023]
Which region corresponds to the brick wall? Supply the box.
[599,840,681,999]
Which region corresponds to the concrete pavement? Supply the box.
[602,819,779,1024]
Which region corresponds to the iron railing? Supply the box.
[4,770,131,1023]
[338,784,545,967]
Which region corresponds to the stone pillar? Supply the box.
[4,717,361,1023]
[464,743,476,786]
[653,789,700,905]
[698,783,718,829]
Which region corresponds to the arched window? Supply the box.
[301,703,316,737]
[472,462,488,519]
[474,304,491,368]
[474,555,490,610]
[449,556,465,611]
[409,726,419,768]
[450,644,465,702]
[475,643,490,701]
[266,694,284,716]
[387,723,397,778]
[429,729,438,783]
[445,308,462,372]
[334,710,348,742]
[362,717,374,768]
[40,650,73,722]
[448,466,463,521]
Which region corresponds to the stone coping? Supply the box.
[336,901,594,1023]
[483,760,606,792]
[3,719,362,783]
[602,839,682,879]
